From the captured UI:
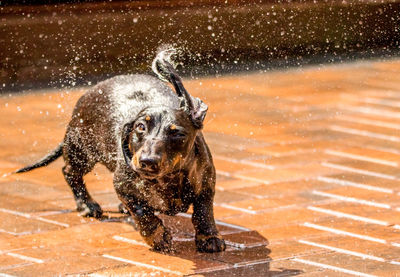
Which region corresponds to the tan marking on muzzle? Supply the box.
[131,150,141,168]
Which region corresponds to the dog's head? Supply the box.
[121,50,209,179]
[121,98,208,179]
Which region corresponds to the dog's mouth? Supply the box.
[136,167,180,180]
[134,168,164,179]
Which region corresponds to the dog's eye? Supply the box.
[135,123,146,133]
[170,130,186,139]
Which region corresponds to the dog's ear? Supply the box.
[189,96,208,129]
[152,50,207,129]
[121,121,134,167]
[168,70,208,129]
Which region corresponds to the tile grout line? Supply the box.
[321,162,398,180]
[0,208,69,228]
[216,170,271,185]
[340,106,400,119]
[0,263,34,272]
[7,253,44,264]
[35,217,70,228]
[0,229,32,236]
[303,222,400,248]
[345,95,400,108]
[312,190,392,209]
[293,257,377,277]
[299,239,400,266]
[298,239,386,262]
[213,155,275,170]
[112,235,149,248]
[102,254,183,276]
[303,222,387,244]
[33,209,72,217]
[216,198,343,220]
[338,114,400,130]
[329,125,400,142]
[324,149,398,167]
[217,203,258,215]
[316,176,394,194]
[307,206,390,226]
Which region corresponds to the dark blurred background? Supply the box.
[1,0,400,92]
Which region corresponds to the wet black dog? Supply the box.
[15,49,226,253]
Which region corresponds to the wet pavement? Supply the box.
[1,58,400,276]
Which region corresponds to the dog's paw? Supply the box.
[77,200,103,218]
[196,235,226,253]
[152,229,174,253]
[143,224,174,253]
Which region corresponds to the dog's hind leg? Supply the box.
[62,165,103,218]
[62,138,103,218]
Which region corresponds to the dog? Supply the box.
[14,48,226,253]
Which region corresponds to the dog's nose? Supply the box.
[139,156,160,172]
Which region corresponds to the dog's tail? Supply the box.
[14,143,63,174]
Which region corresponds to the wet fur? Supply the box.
[15,50,226,253]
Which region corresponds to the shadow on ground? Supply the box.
[99,210,303,276]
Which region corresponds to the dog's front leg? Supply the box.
[116,194,172,251]
[128,202,173,252]
[192,187,226,252]
[114,171,174,252]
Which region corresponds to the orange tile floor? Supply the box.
[1,58,400,276]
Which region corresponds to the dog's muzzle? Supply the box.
[134,154,163,178]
